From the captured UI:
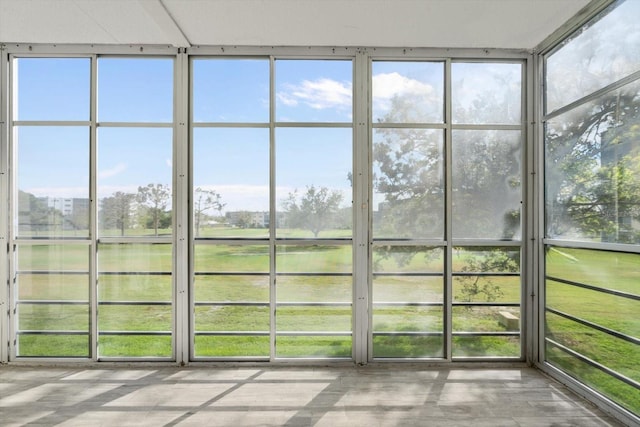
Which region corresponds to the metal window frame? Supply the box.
[535,0,640,424]
[5,47,181,363]
[2,44,530,367]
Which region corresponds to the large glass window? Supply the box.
[371,61,446,359]
[450,62,523,359]
[12,57,91,357]
[8,50,525,364]
[11,56,175,360]
[97,57,175,359]
[191,57,354,360]
[371,60,523,360]
[544,0,640,416]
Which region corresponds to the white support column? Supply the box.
[89,54,98,360]
[444,59,453,361]
[353,49,370,364]
[174,49,190,365]
[269,56,276,361]
[525,52,537,365]
[534,50,546,366]
[0,47,8,363]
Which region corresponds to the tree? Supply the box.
[546,89,640,243]
[456,249,517,302]
[101,192,136,236]
[137,183,171,236]
[18,190,52,235]
[194,187,225,237]
[281,185,343,237]
[373,79,522,302]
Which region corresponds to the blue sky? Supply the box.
[15,56,521,213]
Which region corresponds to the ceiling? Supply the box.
[0,0,592,49]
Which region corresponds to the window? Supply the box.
[543,0,640,415]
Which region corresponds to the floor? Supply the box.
[0,365,625,427]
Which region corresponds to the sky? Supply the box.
[14,56,521,214]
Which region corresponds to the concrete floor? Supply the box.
[0,365,625,427]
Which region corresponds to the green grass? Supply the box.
[18,230,640,417]
[545,247,640,415]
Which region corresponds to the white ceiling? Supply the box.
[0,0,592,49]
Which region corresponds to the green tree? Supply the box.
[18,190,52,235]
[456,249,517,302]
[194,187,225,237]
[137,183,171,236]
[101,192,136,236]
[546,90,640,243]
[281,185,343,237]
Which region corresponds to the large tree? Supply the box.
[101,191,136,236]
[194,187,225,237]
[137,183,171,236]
[281,185,344,237]
[546,89,640,243]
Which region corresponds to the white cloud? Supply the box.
[98,162,126,179]
[277,78,352,110]
[372,72,436,114]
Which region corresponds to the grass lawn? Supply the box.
[15,229,638,415]
[545,247,640,414]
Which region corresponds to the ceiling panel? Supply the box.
[0,0,592,49]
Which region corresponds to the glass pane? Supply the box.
[275,244,351,358]
[195,305,269,332]
[373,306,443,333]
[275,59,352,122]
[98,58,173,122]
[99,304,171,331]
[99,336,171,358]
[546,342,640,415]
[15,244,89,358]
[194,336,269,358]
[452,336,520,358]
[15,58,89,121]
[98,128,173,237]
[193,59,269,122]
[373,129,444,239]
[546,279,638,338]
[16,127,89,238]
[453,306,521,332]
[276,336,351,358]
[99,275,172,302]
[545,79,640,243]
[18,274,87,301]
[545,0,640,113]
[98,244,172,358]
[372,61,444,123]
[194,245,269,273]
[17,335,89,358]
[372,246,444,359]
[452,247,520,303]
[276,306,351,332]
[452,130,522,239]
[18,303,89,331]
[98,243,172,273]
[17,244,89,272]
[195,275,269,302]
[193,128,269,238]
[373,335,443,358]
[546,312,639,383]
[277,276,351,303]
[546,247,640,294]
[452,62,521,124]
[276,245,351,273]
[276,128,352,238]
